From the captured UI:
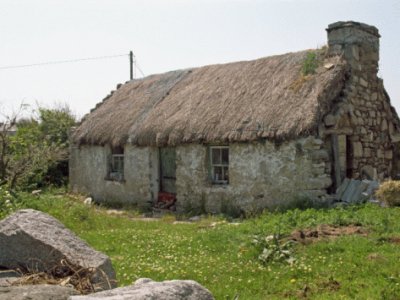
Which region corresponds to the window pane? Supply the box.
[211,148,221,164]
[119,158,124,173]
[223,166,229,182]
[221,148,229,165]
[112,156,124,174]
[213,166,223,181]
[111,157,116,172]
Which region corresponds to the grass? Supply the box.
[2,189,400,299]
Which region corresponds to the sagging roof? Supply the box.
[72,49,347,147]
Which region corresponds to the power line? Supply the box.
[0,53,128,70]
[135,60,145,77]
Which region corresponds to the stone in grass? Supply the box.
[69,278,215,300]
[0,284,79,300]
[0,209,117,291]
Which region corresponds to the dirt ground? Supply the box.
[290,224,368,244]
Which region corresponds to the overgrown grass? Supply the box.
[3,190,400,299]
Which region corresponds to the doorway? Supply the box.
[159,147,176,194]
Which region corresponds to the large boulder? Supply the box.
[0,284,79,300]
[69,278,215,300]
[0,209,116,290]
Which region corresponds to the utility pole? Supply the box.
[129,51,134,80]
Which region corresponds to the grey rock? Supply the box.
[0,209,117,290]
[324,114,336,127]
[0,270,20,287]
[84,198,93,205]
[0,284,79,300]
[188,216,201,222]
[31,190,42,196]
[69,278,215,300]
[311,149,330,162]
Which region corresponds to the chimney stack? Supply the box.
[327,21,380,78]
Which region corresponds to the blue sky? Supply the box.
[0,0,399,119]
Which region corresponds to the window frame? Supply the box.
[106,147,125,182]
[209,146,229,185]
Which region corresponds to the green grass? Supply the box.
[3,190,400,299]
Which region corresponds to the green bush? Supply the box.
[2,105,76,190]
[0,186,22,219]
[302,51,319,75]
[376,180,400,207]
[252,234,295,265]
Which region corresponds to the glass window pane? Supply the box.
[211,148,221,164]
[213,166,222,181]
[112,156,124,174]
[221,148,229,165]
[112,157,116,172]
[223,166,229,182]
[119,158,124,173]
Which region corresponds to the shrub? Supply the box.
[376,180,400,207]
[1,104,76,190]
[302,51,319,75]
[0,186,22,219]
[252,234,295,265]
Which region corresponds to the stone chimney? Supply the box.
[327,21,380,78]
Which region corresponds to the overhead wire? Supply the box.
[0,53,129,70]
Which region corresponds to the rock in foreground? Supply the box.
[0,209,116,290]
[0,284,79,300]
[69,278,215,300]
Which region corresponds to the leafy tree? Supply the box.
[0,104,76,190]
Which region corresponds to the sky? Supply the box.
[0,0,399,120]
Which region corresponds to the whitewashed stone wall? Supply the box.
[175,137,331,214]
[69,144,155,208]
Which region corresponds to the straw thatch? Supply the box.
[72,50,347,147]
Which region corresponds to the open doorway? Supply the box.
[156,147,177,210]
[159,147,176,194]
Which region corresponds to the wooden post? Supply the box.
[129,51,133,80]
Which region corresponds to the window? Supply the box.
[210,146,229,184]
[108,146,124,181]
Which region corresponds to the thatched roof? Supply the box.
[73,50,347,147]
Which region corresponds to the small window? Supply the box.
[210,146,229,184]
[108,146,124,181]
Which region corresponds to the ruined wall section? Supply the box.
[175,138,331,214]
[324,21,399,180]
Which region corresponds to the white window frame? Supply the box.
[210,146,229,184]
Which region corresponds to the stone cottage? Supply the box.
[70,21,400,214]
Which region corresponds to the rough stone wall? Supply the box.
[175,138,331,214]
[322,21,399,181]
[70,144,154,207]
